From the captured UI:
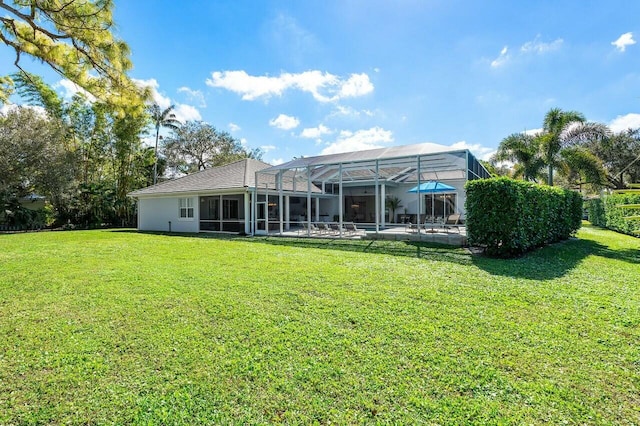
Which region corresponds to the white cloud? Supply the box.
[300,124,332,139]
[56,79,96,102]
[490,36,563,69]
[133,78,171,108]
[612,32,636,52]
[321,127,393,155]
[521,35,563,54]
[271,158,285,165]
[260,145,277,153]
[332,105,358,116]
[524,128,543,136]
[178,86,206,107]
[269,114,300,130]
[206,70,374,102]
[609,113,640,132]
[229,122,241,132]
[134,78,201,122]
[0,103,47,117]
[329,105,377,118]
[491,46,509,68]
[173,104,201,122]
[449,141,496,161]
[338,73,374,98]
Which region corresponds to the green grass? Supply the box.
[0,225,638,424]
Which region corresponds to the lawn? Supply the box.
[0,225,638,424]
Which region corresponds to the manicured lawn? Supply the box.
[0,225,638,424]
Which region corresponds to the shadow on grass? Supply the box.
[122,229,474,266]
[250,236,474,266]
[118,228,638,280]
[472,236,640,281]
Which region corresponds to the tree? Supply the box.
[385,196,403,223]
[480,159,512,178]
[110,107,149,225]
[148,103,180,184]
[588,129,640,188]
[12,71,64,119]
[495,108,609,187]
[540,108,609,186]
[0,106,72,210]
[13,72,112,183]
[493,133,545,182]
[162,121,258,175]
[0,0,148,109]
[8,75,153,227]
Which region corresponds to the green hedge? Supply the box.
[587,198,605,226]
[602,193,640,236]
[465,177,582,257]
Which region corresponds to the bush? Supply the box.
[587,198,605,226]
[603,193,640,236]
[465,177,582,257]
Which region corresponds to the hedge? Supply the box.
[465,177,582,257]
[602,193,640,236]
[587,197,606,227]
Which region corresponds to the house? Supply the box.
[128,158,321,233]
[128,143,490,235]
[129,158,269,233]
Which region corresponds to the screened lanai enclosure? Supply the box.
[251,143,490,236]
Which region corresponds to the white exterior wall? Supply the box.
[137,196,199,233]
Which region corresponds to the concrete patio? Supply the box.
[265,224,468,246]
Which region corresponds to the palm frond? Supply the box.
[543,108,585,134]
[560,122,610,146]
[560,146,607,187]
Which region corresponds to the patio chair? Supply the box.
[423,217,444,233]
[298,222,319,236]
[315,222,330,235]
[343,222,364,236]
[444,214,461,233]
[405,222,419,233]
[329,222,346,235]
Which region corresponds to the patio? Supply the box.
[266,223,468,246]
[251,142,489,239]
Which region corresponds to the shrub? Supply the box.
[587,198,605,226]
[465,177,582,257]
[603,193,640,236]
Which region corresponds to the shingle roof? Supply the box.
[128,158,272,197]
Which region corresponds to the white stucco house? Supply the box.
[128,142,491,235]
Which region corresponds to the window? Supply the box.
[223,199,239,219]
[179,198,194,219]
[200,197,219,220]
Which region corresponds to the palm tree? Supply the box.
[385,196,403,223]
[495,108,610,187]
[540,108,609,186]
[494,133,545,182]
[149,103,181,185]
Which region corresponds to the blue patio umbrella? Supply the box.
[407,181,456,222]
[407,181,456,193]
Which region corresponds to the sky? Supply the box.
[3,0,640,165]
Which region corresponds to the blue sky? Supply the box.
[4,1,640,165]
